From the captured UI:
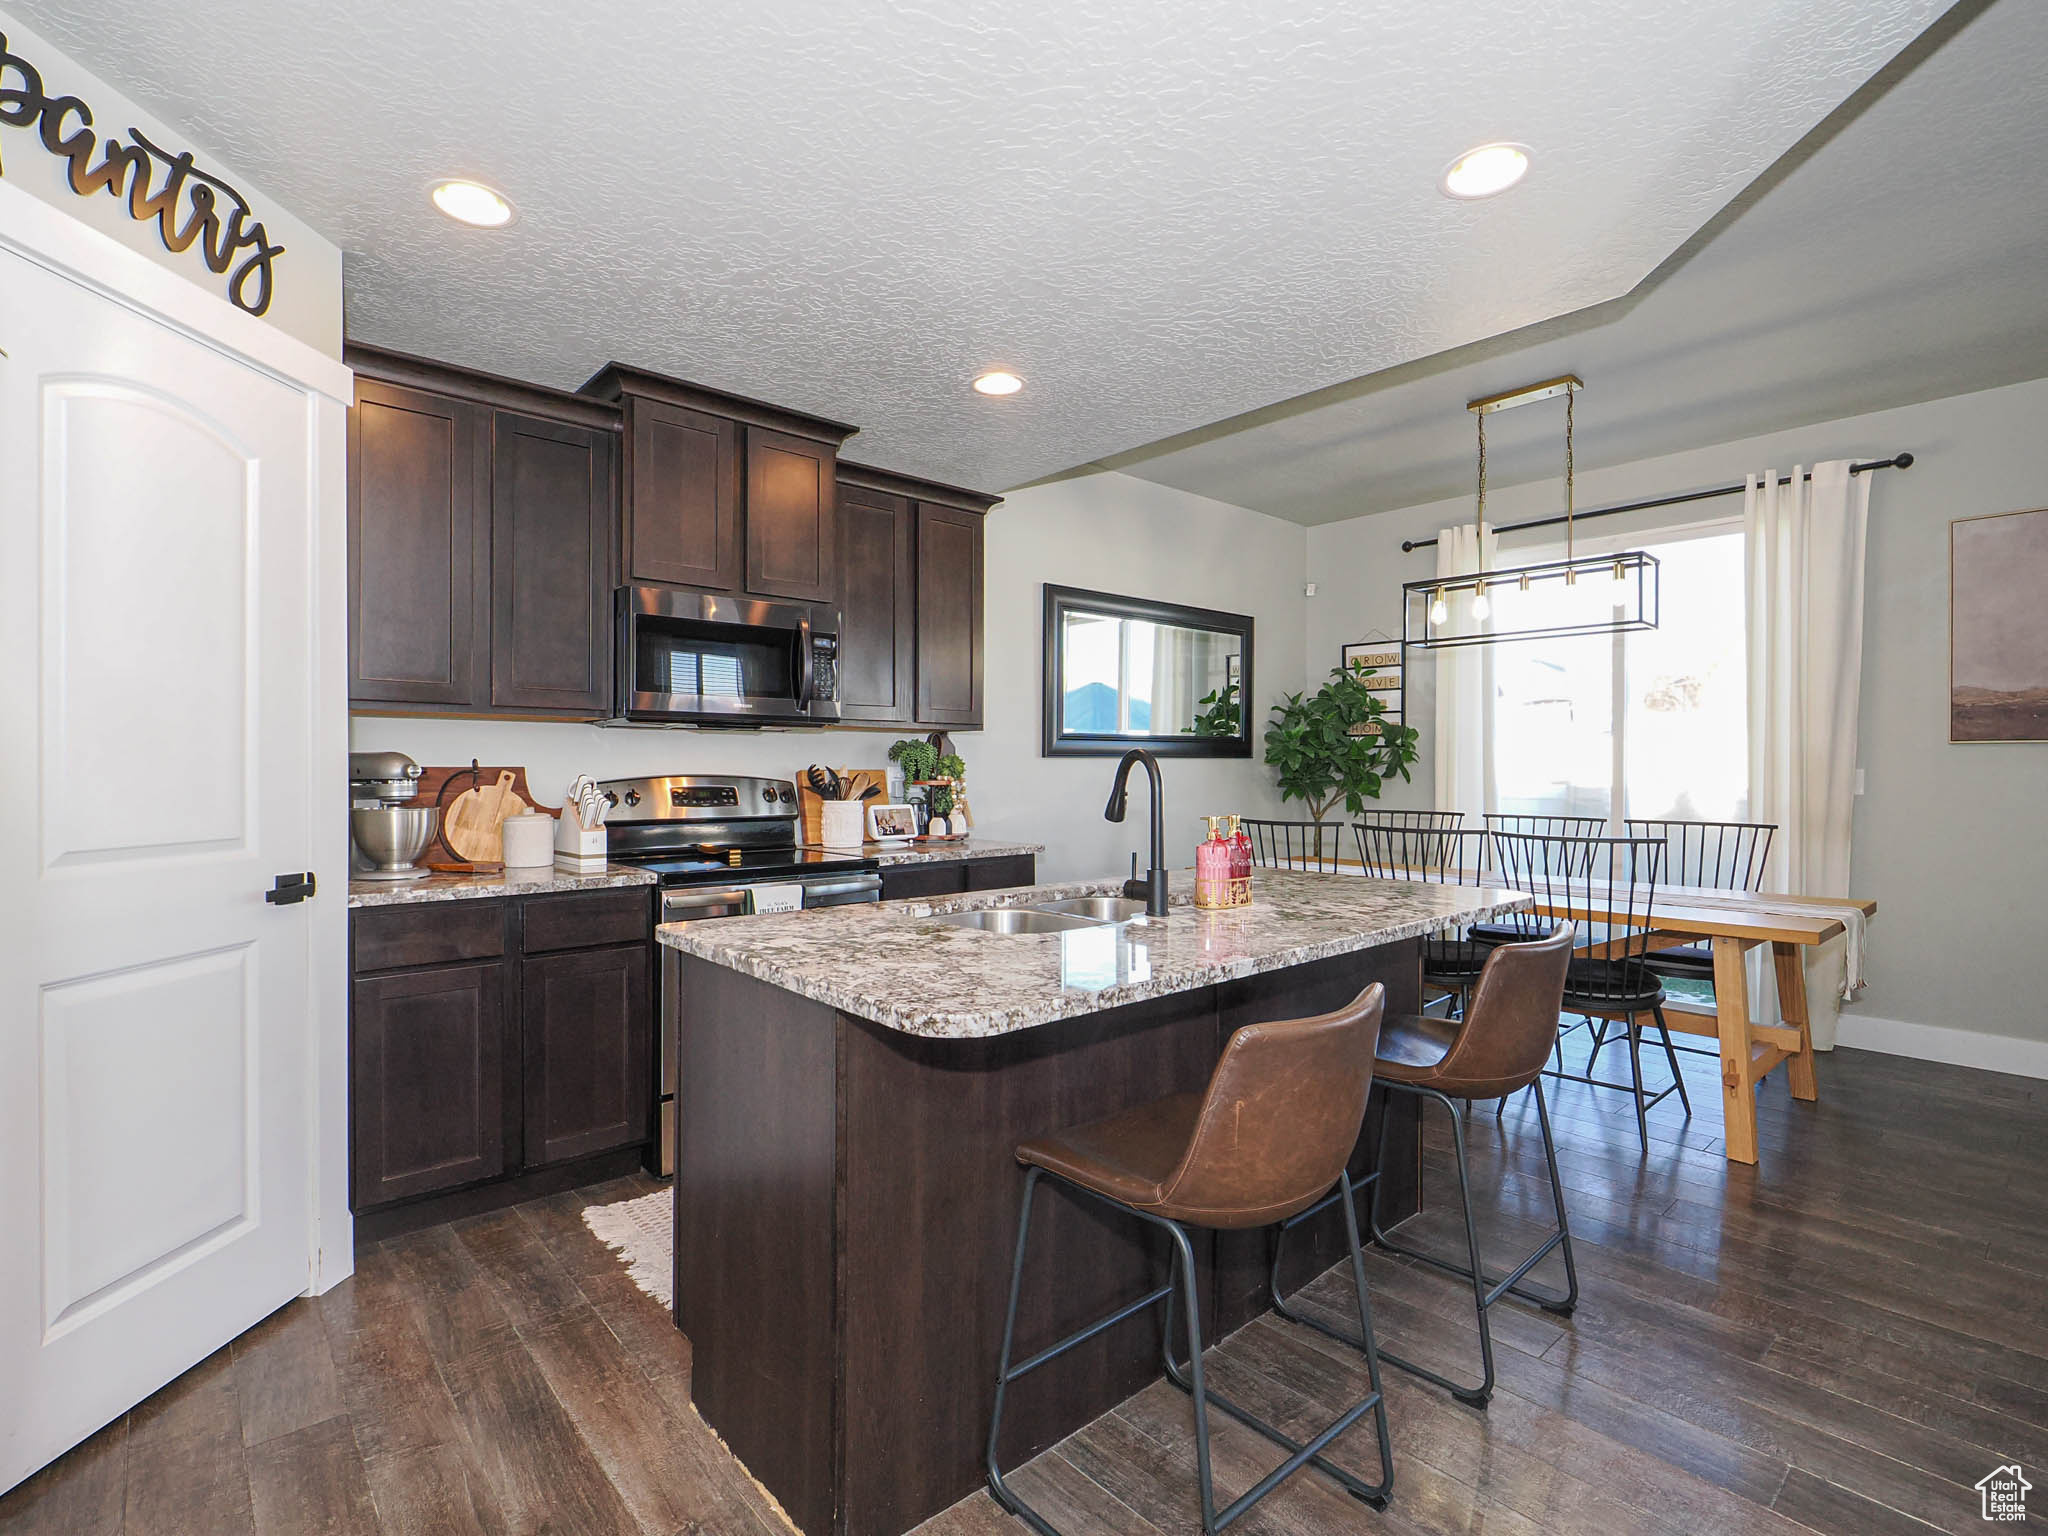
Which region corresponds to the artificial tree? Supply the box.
[1262,661,1419,857]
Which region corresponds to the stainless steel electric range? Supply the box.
[598,774,881,1173]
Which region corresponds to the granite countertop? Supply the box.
[799,836,1045,867]
[659,867,1529,1039]
[347,863,658,909]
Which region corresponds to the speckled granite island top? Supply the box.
[797,836,1044,866]
[347,863,657,908]
[660,867,1529,1039]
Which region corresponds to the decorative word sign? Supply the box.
[0,31,283,315]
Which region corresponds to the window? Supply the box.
[1490,523,1748,825]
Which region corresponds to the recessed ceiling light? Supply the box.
[1440,143,1531,200]
[972,371,1024,396]
[430,179,516,228]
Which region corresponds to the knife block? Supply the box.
[555,801,608,871]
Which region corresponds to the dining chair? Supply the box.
[1470,813,1609,946]
[1354,823,1493,1017]
[1242,818,1347,873]
[1601,818,1777,1064]
[1354,808,1468,833]
[1491,832,1689,1152]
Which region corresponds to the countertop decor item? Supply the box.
[866,803,917,843]
[819,797,865,850]
[500,811,555,869]
[797,767,886,844]
[555,774,610,871]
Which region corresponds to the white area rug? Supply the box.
[581,1188,672,1307]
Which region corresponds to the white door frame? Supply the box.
[0,176,356,1295]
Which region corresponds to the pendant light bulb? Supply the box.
[1470,584,1492,621]
[1612,559,1627,583]
[1429,589,1449,626]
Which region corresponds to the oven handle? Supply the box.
[660,886,752,923]
[795,612,816,710]
[802,873,883,906]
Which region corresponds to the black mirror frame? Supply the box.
[1041,584,1255,758]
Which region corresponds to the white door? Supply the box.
[0,245,318,1491]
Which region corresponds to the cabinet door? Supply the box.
[351,961,506,1208]
[746,428,839,603]
[627,399,739,591]
[490,411,614,715]
[915,503,985,726]
[348,379,490,707]
[836,484,914,722]
[522,944,653,1167]
[963,855,1036,892]
[879,863,968,901]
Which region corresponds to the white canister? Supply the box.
[819,799,866,850]
[501,812,555,869]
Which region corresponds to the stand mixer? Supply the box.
[349,751,437,881]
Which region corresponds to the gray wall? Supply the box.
[1305,375,2048,1048]
[352,469,1302,885]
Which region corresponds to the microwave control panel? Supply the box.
[811,633,838,702]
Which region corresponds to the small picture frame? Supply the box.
[867,802,918,842]
[1342,642,1404,728]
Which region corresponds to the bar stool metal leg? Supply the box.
[991,1167,1393,1534]
[1363,1080,1579,1409]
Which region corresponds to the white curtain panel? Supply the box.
[1743,460,1872,1048]
[1431,522,1499,820]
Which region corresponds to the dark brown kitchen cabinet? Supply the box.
[350,960,507,1208]
[622,397,740,590]
[879,852,1035,901]
[746,428,838,602]
[916,502,986,726]
[581,363,857,604]
[490,412,615,714]
[346,378,490,708]
[835,481,915,722]
[348,885,658,1231]
[522,943,652,1166]
[346,345,620,719]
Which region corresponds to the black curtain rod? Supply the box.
[1399,453,1913,553]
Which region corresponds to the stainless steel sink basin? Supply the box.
[931,907,1102,934]
[1030,896,1152,923]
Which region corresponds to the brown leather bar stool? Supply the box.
[986,984,1395,1535]
[1345,925,1580,1408]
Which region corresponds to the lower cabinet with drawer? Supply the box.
[349,885,655,1233]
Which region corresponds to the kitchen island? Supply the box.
[660,868,1528,1536]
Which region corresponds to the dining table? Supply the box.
[1341,862,1877,1166]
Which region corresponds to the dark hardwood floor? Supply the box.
[2,1035,2041,1536]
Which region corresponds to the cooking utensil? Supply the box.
[444,769,524,861]
[351,806,439,881]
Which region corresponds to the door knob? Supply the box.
[265,872,317,905]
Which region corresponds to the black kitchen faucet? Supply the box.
[1104,748,1170,917]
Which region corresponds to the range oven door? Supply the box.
[617,586,841,725]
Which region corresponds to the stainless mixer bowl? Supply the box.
[351,805,440,880]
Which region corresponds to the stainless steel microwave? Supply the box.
[614,587,841,725]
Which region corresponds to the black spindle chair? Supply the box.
[1355,808,1468,834]
[1601,818,1777,1063]
[1242,818,1346,873]
[1491,832,1690,1153]
[1355,824,1493,1016]
[1470,813,1609,946]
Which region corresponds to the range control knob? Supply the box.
[623,788,641,807]
[779,786,796,803]
[761,786,776,803]
[603,789,619,808]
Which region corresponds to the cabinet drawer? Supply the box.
[879,863,968,901]
[522,887,652,954]
[353,902,505,972]
[964,855,1036,892]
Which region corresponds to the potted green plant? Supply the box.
[1262,661,1419,860]
[888,739,968,833]
[1183,678,1242,738]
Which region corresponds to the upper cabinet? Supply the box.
[347,346,619,719]
[347,378,490,708]
[582,365,855,607]
[835,465,999,729]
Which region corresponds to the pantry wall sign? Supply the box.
[0,30,284,315]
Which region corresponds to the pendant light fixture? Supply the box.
[1402,376,1659,650]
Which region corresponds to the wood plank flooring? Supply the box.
[2,1037,2041,1536]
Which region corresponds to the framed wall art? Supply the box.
[1951,507,2048,743]
[1340,641,1404,732]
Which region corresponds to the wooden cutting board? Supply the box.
[444,770,528,861]
[797,767,888,845]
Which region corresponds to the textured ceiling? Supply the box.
[9,0,1943,493]
[1109,0,2048,523]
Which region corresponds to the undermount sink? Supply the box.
[1030,896,1151,923]
[931,907,1102,934]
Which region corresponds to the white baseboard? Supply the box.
[1834,1012,2048,1081]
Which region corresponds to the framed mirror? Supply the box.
[1042,585,1254,757]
